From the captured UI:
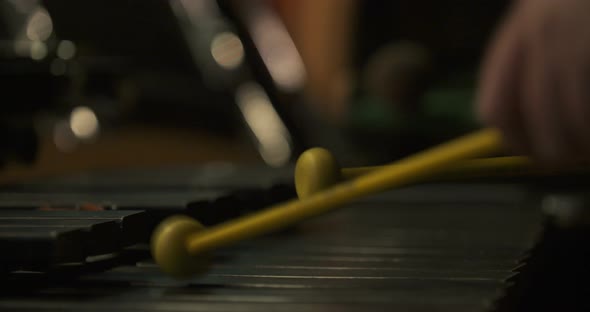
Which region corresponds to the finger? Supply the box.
[477,12,529,155]
[553,3,590,164]
[560,51,590,163]
[521,34,572,165]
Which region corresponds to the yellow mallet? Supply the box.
[152,128,502,278]
[294,150,533,199]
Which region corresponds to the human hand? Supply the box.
[477,0,590,165]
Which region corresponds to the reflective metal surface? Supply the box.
[0,169,543,311]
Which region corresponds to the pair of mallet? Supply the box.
[152,128,513,278]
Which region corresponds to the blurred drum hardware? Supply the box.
[1,0,308,169]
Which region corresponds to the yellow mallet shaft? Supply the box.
[183,128,501,255]
[342,156,533,180]
[294,148,533,199]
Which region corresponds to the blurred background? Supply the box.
[0,0,511,182]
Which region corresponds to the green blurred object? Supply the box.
[350,88,478,133]
[346,79,482,162]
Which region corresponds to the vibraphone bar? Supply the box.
[0,210,147,272]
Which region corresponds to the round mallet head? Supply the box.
[151,215,211,279]
[295,147,341,199]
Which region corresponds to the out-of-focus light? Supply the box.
[210,32,244,70]
[50,59,66,76]
[69,106,100,140]
[541,194,583,227]
[247,7,306,92]
[53,120,78,152]
[235,82,291,167]
[57,40,76,60]
[258,135,291,167]
[25,7,52,41]
[30,40,47,60]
